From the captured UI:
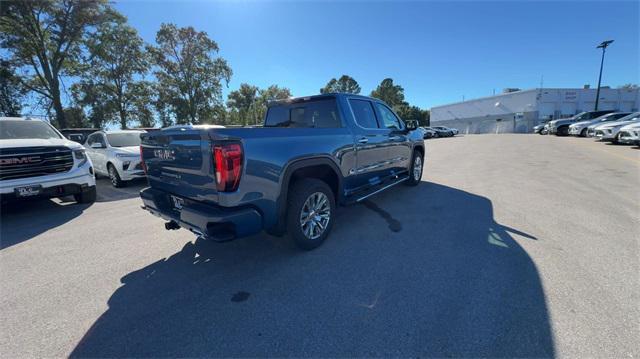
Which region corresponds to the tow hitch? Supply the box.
[165,221,181,230]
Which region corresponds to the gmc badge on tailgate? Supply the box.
[154,149,175,161]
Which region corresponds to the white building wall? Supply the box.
[431,88,640,134]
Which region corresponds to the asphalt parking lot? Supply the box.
[1,134,638,357]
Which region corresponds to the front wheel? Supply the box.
[108,164,125,188]
[405,151,423,186]
[286,178,336,250]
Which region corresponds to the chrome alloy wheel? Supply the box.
[413,155,423,181]
[299,192,331,240]
[109,166,118,186]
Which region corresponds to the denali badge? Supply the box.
[154,149,175,161]
[0,156,41,165]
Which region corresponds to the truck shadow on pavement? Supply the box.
[0,199,92,250]
[71,182,554,357]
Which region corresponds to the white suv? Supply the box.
[0,117,96,203]
[85,130,145,187]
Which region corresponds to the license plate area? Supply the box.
[15,185,42,197]
[170,195,184,211]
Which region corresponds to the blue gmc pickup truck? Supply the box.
[139,93,425,249]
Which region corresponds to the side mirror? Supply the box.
[405,120,419,131]
[91,142,104,149]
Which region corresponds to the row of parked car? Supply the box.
[534,111,640,145]
[420,126,459,139]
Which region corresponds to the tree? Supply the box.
[148,23,232,124]
[0,0,118,128]
[256,85,291,121]
[370,78,405,107]
[0,59,26,116]
[618,83,639,90]
[71,81,112,128]
[81,20,150,129]
[320,75,361,94]
[395,104,429,126]
[226,83,259,126]
[63,106,90,128]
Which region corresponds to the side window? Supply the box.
[349,99,379,129]
[375,103,402,130]
[87,134,96,146]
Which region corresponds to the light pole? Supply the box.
[594,40,614,111]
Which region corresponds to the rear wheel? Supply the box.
[286,178,335,250]
[556,126,569,136]
[108,164,125,188]
[405,151,423,186]
[74,186,96,204]
[580,128,588,137]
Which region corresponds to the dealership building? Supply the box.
[430,87,640,134]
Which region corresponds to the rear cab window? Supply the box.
[264,98,342,128]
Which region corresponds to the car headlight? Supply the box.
[73,149,87,166]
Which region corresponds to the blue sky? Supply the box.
[115,0,639,109]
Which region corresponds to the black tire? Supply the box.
[580,128,588,137]
[434,133,439,138]
[556,126,569,136]
[405,150,423,186]
[613,133,621,144]
[74,186,96,204]
[286,178,335,250]
[108,164,125,188]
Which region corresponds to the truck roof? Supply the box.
[267,93,379,107]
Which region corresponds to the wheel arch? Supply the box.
[268,156,343,236]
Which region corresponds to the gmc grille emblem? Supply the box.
[154,149,175,161]
[0,156,41,165]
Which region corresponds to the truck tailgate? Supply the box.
[140,127,217,202]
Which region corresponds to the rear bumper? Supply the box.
[140,187,263,241]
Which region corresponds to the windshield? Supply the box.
[573,112,589,120]
[107,133,142,147]
[0,120,62,140]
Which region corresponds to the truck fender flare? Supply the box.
[270,156,343,236]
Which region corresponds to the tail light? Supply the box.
[140,145,147,174]
[213,143,243,192]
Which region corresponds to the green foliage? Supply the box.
[618,83,639,89]
[370,78,405,107]
[395,104,430,126]
[78,20,150,129]
[148,23,232,125]
[0,60,26,116]
[62,106,90,128]
[320,75,361,94]
[226,84,291,126]
[0,0,119,128]
[226,83,259,126]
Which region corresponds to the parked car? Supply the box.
[429,126,454,137]
[0,117,96,203]
[421,127,437,139]
[85,130,146,187]
[569,112,632,137]
[533,123,546,134]
[548,110,613,136]
[592,112,640,143]
[139,94,425,250]
[617,122,640,145]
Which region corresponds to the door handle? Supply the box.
[357,137,368,144]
